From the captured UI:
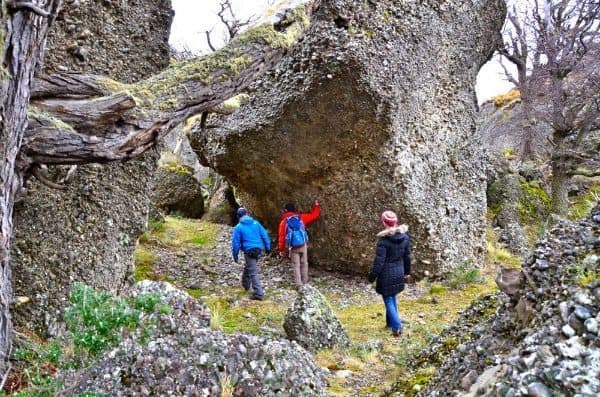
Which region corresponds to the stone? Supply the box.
[585,318,598,335]
[64,282,327,396]
[152,165,205,218]
[495,267,525,300]
[190,0,506,275]
[283,285,351,352]
[562,324,576,338]
[527,382,551,397]
[461,369,478,390]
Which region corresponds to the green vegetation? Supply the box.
[517,179,551,224]
[160,161,193,175]
[9,284,167,396]
[143,216,218,249]
[133,246,158,281]
[568,254,600,287]
[568,185,600,220]
[485,228,522,268]
[443,259,484,289]
[501,147,517,160]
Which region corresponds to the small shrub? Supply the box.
[64,284,140,357]
[444,259,483,290]
[209,302,224,331]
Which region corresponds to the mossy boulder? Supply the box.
[283,285,351,352]
[152,163,205,219]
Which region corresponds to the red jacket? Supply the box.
[277,203,320,253]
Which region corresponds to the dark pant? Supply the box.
[242,252,264,298]
[383,294,402,332]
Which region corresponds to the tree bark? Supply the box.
[550,159,570,216]
[0,0,61,379]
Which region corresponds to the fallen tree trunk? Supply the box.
[22,7,309,168]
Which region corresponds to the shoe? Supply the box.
[251,295,264,301]
[392,329,402,337]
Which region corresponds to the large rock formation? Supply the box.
[394,204,600,396]
[191,0,505,275]
[12,0,173,336]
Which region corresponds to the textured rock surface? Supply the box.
[283,284,350,351]
[486,173,535,256]
[68,281,327,396]
[152,165,205,218]
[191,0,505,275]
[407,204,600,396]
[12,0,173,336]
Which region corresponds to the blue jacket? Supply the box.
[368,227,412,297]
[232,215,271,262]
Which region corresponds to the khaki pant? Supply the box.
[290,244,309,286]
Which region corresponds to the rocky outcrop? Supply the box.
[408,204,600,396]
[68,281,327,396]
[12,0,173,336]
[152,163,205,218]
[191,0,506,275]
[283,284,350,351]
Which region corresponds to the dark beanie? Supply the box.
[237,207,247,218]
[284,203,296,212]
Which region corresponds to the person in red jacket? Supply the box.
[277,199,320,286]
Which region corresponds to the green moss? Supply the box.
[501,147,517,160]
[28,107,75,131]
[160,161,192,175]
[428,284,447,294]
[133,247,158,281]
[517,179,551,224]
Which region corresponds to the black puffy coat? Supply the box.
[368,228,412,297]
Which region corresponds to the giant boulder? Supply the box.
[191,0,505,275]
[12,0,173,336]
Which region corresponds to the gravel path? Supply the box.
[152,225,423,305]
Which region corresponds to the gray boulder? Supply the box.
[283,284,350,352]
[191,0,506,276]
[152,163,205,218]
[69,281,327,396]
[494,267,524,302]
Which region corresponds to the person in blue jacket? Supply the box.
[368,210,412,337]
[232,207,271,300]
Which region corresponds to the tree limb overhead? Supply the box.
[21,4,311,171]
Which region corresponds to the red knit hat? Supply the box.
[381,211,397,227]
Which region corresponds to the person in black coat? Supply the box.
[368,210,412,337]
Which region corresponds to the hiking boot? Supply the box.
[392,329,402,337]
[251,295,264,301]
